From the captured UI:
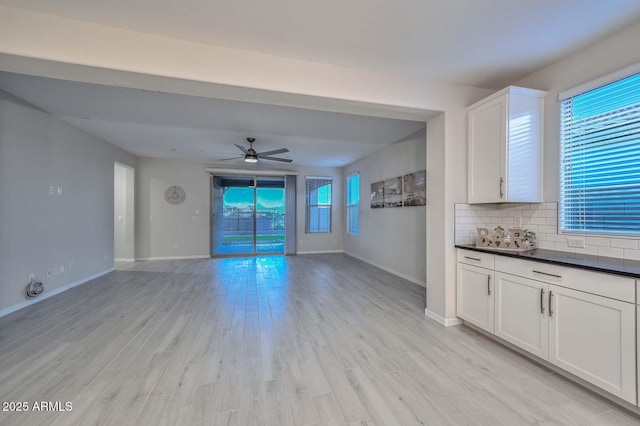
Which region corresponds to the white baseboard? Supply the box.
[114,258,135,262]
[297,250,344,255]
[0,268,115,318]
[344,252,426,287]
[136,255,211,261]
[425,309,463,327]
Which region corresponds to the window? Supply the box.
[305,177,332,233]
[560,71,640,235]
[346,173,360,235]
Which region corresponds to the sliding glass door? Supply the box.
[211,175,285,257]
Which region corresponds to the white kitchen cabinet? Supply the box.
[546,285,636,404]
[457,248,637,405]
[494,272,549,360]
[457,262,494,333]
[467,86,546,203]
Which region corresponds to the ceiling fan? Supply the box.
[218,137,292,163]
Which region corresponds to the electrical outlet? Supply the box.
[69,262,74,271]
[567,237,585,248]
[46,268,53,277]
[516,216,523,228]
[49,186,55,195]
[174,243,180,249]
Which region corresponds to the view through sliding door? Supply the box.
[211,175,285,257]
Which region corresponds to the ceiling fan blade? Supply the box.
[217,156,245,161]
[260,156,293,163]
[234,144,249,154]
[257,148,289,157]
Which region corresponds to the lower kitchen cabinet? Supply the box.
[494,272,549,359]
[457,249,637,405]
[548,285,636,404]
[457,262,494,333]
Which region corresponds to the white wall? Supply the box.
[515,20,640,202]
[0,90,136,315]
[135,157,210,260]
[343,130,426,285]
[510,19,640,257]
[296,166,344,254]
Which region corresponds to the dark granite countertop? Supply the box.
[456,244,640,279]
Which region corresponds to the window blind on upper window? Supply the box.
[560,71,640,235]
[346,173,359,235]
[305,177,332,233]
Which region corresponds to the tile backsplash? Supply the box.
[455,203,640,261]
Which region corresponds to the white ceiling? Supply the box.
[1,0,640,88]
[0,72,426,167]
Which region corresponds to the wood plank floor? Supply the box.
[0,254,639,425]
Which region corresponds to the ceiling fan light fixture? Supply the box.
[244,153,258,163]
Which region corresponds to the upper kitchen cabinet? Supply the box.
[467,86,547,203]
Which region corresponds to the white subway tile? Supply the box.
[536,210,556,218]
[597,246,624,259]
[537,241,555,250]
[610,238,639,250]
[545,218,558,226]
[585,236,610,247]
[529,217,547,225]
[538,225,557,234]
[623,249,640,261]
[554,243,576,253]
[546,234,566,243]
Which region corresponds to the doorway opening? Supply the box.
[114,162,135,262]
[211,175,285,257]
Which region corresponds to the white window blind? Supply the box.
[560,71,640,235]
[305,177,332,233]
[346,173,359,235]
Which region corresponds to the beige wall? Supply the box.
[0,90,136,315]
[135,157,210,260]
[343,130,426,285]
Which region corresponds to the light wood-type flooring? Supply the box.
[0,254,639,425]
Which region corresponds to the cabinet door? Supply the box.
[494,273,549,359]
[457,263,494,333]
[468,95,506,203]
[548,285,636,404]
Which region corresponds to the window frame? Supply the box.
[346,173,360,236]
[305,176,332,233]
[558,66,640,237]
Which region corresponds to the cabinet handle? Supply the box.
[487,275,492,295]
[532,270,562,279]
[540,288,545,314]
[548,291,554,317]
[464,256,481,261]
[499,177,504,198]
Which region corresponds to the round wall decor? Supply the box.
[164,186,186,205]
